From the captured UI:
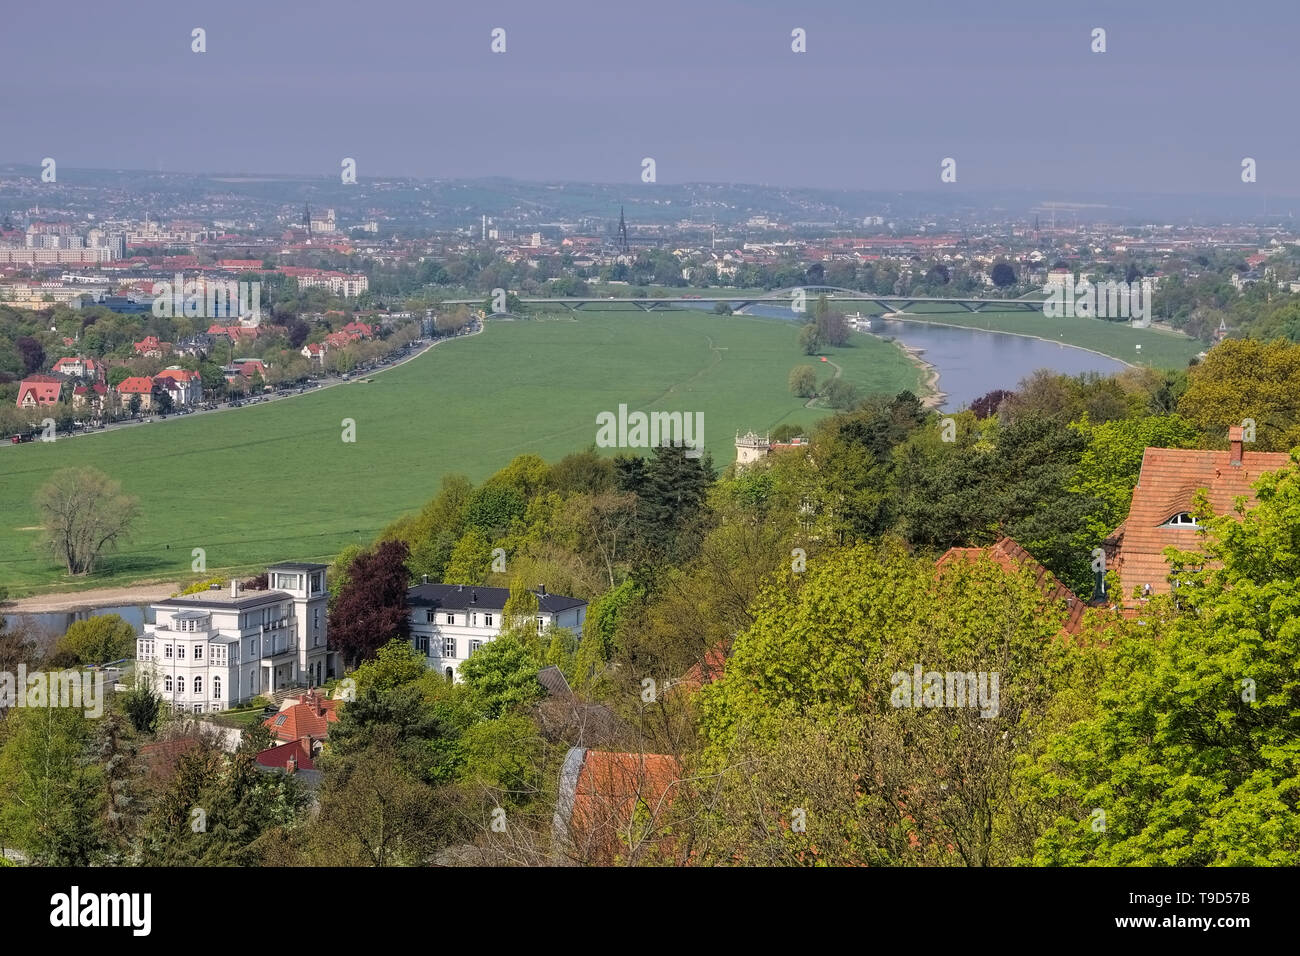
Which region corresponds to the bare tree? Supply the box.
[34,467,139,575]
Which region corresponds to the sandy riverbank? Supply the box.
[896,343,946,409]
[874,314,946,408]
[2,581,181,614]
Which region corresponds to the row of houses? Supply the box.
[15,366,202,411]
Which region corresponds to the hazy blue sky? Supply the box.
[6,0,1298,195]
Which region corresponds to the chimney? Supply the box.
[1228,426,1243,466]
[230,579,239,598]
[537,584,546,596]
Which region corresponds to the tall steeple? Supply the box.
[617,206,629,255]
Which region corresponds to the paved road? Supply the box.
[6,323,482,446]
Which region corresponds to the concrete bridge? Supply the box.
[440,286,1045,315]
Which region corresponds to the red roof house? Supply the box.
[133,335,169,358]
[15,374,63,408]
[553,748,683,865]
[52,356,103,381]
[937,536,1089,635]
[1103,427,1291,608]
[255,737,316,773]
[263,689,341,744]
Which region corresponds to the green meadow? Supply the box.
[0,310,917,595]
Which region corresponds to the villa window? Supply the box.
[485,614,493,627]
[177,644,185,660]
[164,645,173,659]
[214,677,222,700]
[194,676,202,695]
[426,610,436,624]
[415,635,429,654]
[469,640,482,656]
[1163,512,1199,528]
[536,617,545,634]
[194,644,203,660]
[164,675,173,692]
[446,614,455,626]
[443,637,456,659]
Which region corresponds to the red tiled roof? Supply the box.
[557,749,682,864]
[154,368,198,383]
[1107,436,1291,607]
[15,375,62,407]
[255,737,315,772]
[937,536,1088,635]
[263,690,340,743]
[675,640,731,692]
[116,376,155,394]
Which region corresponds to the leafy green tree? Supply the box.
[1068,414,1202,547]
[51,614,135,666]
[350,638,430,697]
[809,392,926,543]
[788,365,817,398]
[401,474,474,581]
[1025,455,1300,864]
[1178,337,1300,451]
[695,541,1091,866]
[308,742,451,865]
[991,262,1017,287]
[444,526,494,584]
[812,295,850,347]
[822,379,860,410]
[614,444,715,570]
[458,635,544,720]
[457,714,543,809]
[798,323,822,356]
[465,483,527,537]
[120,682,162,735]
[0,705,103,864]
[140,738,304,866]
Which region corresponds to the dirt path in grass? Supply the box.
[3,581,181,613]
[804,357,842,407]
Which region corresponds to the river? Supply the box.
[738,305,1128,410]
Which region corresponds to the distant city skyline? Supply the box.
[4,0,1300,196]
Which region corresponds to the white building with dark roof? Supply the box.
[407,580,587,681]
[135,562,334,713]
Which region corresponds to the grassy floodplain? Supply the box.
[0,309,917,595]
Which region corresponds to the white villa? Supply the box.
[135,562,335,713]
[407,580,587,681]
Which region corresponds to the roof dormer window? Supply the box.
[1162,512,1199,528]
